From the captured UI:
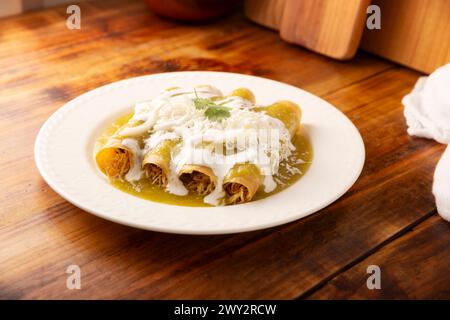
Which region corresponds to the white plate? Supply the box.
[35,72,364,235]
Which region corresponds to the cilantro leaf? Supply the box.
[192,88,214,109]
[193,97,215,109]
[192,88,231,121]
[204,105,231,121]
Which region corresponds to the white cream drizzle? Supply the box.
[121,138,143,182]
[119,85,295,205]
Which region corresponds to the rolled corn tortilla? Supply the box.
[223,101,301,204]
[142,139,178,187]
[228,88,255,103]
[179,88,259,198]
[96,138,133,179]
[256,100,302,137]
[223,163,262,204]
[172,88,254,198]
[179,165,217,196]
[95,111,148,179]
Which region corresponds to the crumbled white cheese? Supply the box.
[121,85,296,205]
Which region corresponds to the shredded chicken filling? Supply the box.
[224,182,249,204]
[145,164,167,187]
[103,149,131,178]
[180,171,215,196]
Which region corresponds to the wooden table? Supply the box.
[1,0,449,299]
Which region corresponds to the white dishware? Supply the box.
[35,71,365,234]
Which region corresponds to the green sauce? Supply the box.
[96,113,313,207]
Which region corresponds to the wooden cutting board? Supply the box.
[279,0,371,60]
[360,0,450,74]
[244,0,370,60]
[244,0,287,30]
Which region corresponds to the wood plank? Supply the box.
[0,1,22,18]
[309,215,450,299]
[244,0,287,30]
[0,0,444,299]
[280,0,370,60]
[361,0,450,74]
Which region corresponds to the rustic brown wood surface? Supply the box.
[280,0,371,60]
[310,215,450,299]
[0,0,448,299]
[245,0,287,30]
[361,0,450,74]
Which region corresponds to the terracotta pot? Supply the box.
[145,0,240,22]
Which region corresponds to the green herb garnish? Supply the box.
[204,105,231,121]
[193,89,231,121]
[193,97,216,109]
[193,89,215,110]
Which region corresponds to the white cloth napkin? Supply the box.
[403,63,450,221]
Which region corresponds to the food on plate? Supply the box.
[223,163,262,204]
[142,139,179,186]
[94,85,312,206]
[179,164,217,196]
[96,137,142,180]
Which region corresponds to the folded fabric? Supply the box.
[402,63,450,222]
[434,146,450,221]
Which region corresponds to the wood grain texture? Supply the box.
[309,214,450,299]
[0,0,447,299]
[244,0,286,30]
[361,0,450,74]
[280,0,371,60]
